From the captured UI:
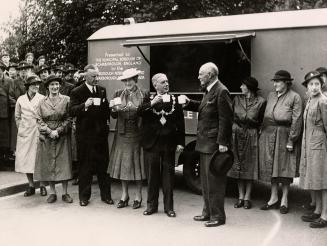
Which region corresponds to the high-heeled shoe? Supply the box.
[132,199,142,209]
[117,197,129,208]
[234,199,244,208]
[260,201,279,210]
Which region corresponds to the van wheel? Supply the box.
[183,152,202,195]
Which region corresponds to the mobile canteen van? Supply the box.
[88,8,327,194]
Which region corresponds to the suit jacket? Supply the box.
[69,83,110,143]
[140,93,185,152]
[185,81,233,154]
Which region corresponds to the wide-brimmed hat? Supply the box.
[17,61,34,70]
[8,63,18,69]
[44,74,63,88]
[271,70,293,82]
[36,64,50,75]
[315,67,327,76]
[1,52,9,58]
[25,74,41,86]
[242,76,260,91]
[54,64,65,72]
[302,71,323,87]
[65,63,77,73]
[118,68,141,80]
[209,149,234,176]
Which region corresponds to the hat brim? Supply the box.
[271,77,294,82]
[209,150,234,176]
[302,74,322,87]
[117,71,140,81]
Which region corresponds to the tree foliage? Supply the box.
[1,0,326,67]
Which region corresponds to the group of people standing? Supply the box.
[1,50,326,229]
[224,68,327,229]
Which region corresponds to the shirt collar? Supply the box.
[85,82,96,93]
[206,79,218,92]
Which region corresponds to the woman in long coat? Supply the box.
[108,68,146,209]
[299,71,327,228]
[228,77,266,209]
[259,70,303,214]
[34,75,73,204]
[15,74,47,197]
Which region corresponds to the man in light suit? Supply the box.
[184,62,233,227]
[69,64,113,206]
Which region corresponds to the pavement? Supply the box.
[0,177,326,246]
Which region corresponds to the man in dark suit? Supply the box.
[184,62,233,227]
[140,73,185,217]
[69,64,113,206]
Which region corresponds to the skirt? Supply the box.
[108,132,145,181]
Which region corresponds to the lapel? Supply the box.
[81,83,93,99]
[199,82,218,112]
[44,94,64,110]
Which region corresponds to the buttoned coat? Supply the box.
[228,95,266,180]
[185,81,233,154]
[259,89,303,182]
[15,93,45,173]
[300,93,327,190]
[34,94,72,181]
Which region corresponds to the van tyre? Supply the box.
[183,152,202,195]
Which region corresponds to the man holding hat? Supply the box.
[140,73,185,217]
[183,62,233,227]
[69,64,112,206]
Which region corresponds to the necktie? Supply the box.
[92,86,96,95]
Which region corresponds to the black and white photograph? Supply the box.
[1,1,327,245]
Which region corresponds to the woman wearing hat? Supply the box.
[15,74,47,197]
[108,68,146,209]
[299,71,327,228]
[34,75,73,203]
[228,77,266,209]
[259,70,303,214]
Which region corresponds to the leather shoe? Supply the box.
[143,208,158,215]
[204,220,225,227]
[47,194,57,203]
[244,200,252,209]
[165,210,176,217]
[102,198,114,205]
[62,194,73,203]
[260,201,279,210]
[234,199,244,208]
[132,199,142,209]
[193,215,210,221]
[301,213,321,222]
[279,205,289,214]
[117,197,129,208]
[79,200,89,206]
[24,187,35,197]
[310,218,327,228]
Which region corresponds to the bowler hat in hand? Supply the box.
[209,150,234,176]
